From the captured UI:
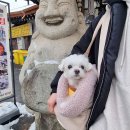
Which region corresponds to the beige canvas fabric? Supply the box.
[98,5,111,76]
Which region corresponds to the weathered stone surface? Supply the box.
[21,64,58,113]
[11,115,35,130]
[19,0,86,129]
[35,113,65,130]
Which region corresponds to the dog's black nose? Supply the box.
[75,70,80,75]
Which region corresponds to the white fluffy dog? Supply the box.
[58,54,93,88]
[54,54,98,130]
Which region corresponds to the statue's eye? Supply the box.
[81,65,84,69]
[68,65,72,69]
[57,1,69,7]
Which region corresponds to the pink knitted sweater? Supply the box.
[56,65,98,118]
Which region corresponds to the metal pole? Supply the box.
[88,0,94,16]
[7,2,17,106]
[82,0,85,14]
[85,0,95,24]
[27,0,30,5]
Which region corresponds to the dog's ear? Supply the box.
[86,63,93,71]
[58,59,65,71]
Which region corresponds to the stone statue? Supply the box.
[19,0,86,129]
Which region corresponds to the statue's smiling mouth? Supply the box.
[44,17,64,25]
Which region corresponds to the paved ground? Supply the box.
[13,64,23,104]
[6,64,23,104]
[11,115,35,130]
[1,65,35,130]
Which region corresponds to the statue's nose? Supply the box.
[44,5,60,18]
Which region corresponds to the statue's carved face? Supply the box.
[35,0,79,39]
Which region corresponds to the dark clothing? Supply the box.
[51,0,127,129]
[105,0,124,5]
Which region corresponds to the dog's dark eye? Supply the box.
[81,65,84,69]
[68,65,72,69]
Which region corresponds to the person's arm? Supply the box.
[88,2,127,127]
